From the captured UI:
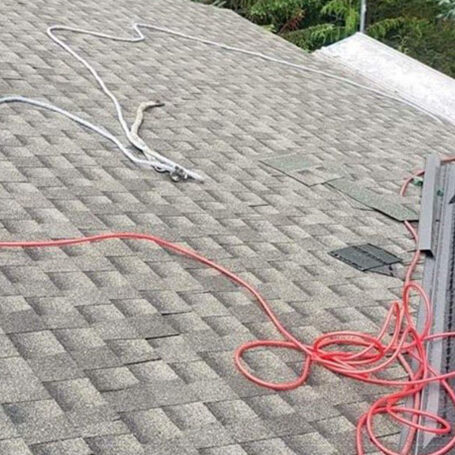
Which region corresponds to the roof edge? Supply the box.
[314,32,455,125]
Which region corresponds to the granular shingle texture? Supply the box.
[1,0,455,454]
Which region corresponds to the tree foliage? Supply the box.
[439,0,455,19]
[284,23,338,49]
[193,0,455,77]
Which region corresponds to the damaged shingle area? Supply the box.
[260,153,344,186]
[0,0,454,454]
[329,244,402,276]
[327,178,419,221]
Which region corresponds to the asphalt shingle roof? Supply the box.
[1,0,455,454]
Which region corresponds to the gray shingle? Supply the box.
[139,290,191,315]
[106,338,159,365]
[4,400,76,444]
[189,378,239,403]
[149,379,198,407]
[27,353,84,382]
[242,438,297,455]
[30,438,92,455]
[10,331,65,358]
[87,366,139,391]
[143,436,199,455]
[92,319,140,341]
[85,434,145,455]
[79,304,125,323]
[102,384,158,413]
[0,407,18,439]
[0,439,34,455]
[0,296,31,313]
[199,446,248,455]
[262,413,314,438]
[128,314,179,339]
[45,378,106,411]
[0,334,19,358]
[0,358,49,402]
[285,432,338,455]
[69,347,122,370]
[223,418,276,443]
[208,400,257,425]
[129,360,179,382]
[171,360,219,383]
[0,310,46,334]
[149,336,200,363]
[76,419,130,439]
[112,298,158,317]
[54,328,105,351]
[185,422,234,449]
[28,297,87,330]
[122,408,181,443]
[246,394,295,418]
[164,402,217,429]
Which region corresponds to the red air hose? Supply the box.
[1,164,455,454]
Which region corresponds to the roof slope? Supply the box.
[0,0,454,454]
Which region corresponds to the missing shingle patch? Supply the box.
[260,153,343,186]
[260,153,316,173]
[330,244,401,276]
[327,178,418,221]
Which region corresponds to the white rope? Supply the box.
[134,23,444,124]
[130,101,165,161]
[0,22,446,184]
[0,95,177,172]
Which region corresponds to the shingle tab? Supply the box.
[0,439,34,455]
[86,434,145,455]
[10,331,65,358]
[0,408,18,440]
[0,358,49,402]
[122,408,181,443]
[4,400,76,444]
[30,438,93,455]
[27,353,84,382]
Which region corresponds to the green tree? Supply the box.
[284,0,360,50]
[193,0,455,77]
[438,0,455,19]
[246,0,326,32]
[366,0,455,76]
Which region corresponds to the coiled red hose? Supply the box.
[1,163,454,454]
